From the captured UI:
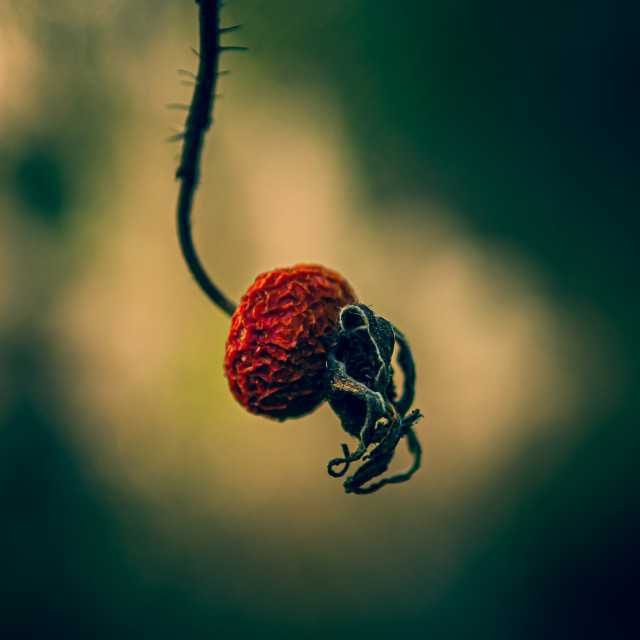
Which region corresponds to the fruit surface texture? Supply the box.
[224,264,357,420]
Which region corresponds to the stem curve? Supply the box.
[175,0,237,317]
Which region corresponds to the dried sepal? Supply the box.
[325,304,422,494]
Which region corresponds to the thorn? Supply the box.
[219,24,243,34]
[180,80,196,86]
[166,103,190,110]
[191,47,200,57]
[217,70,231,76]
[165,133,185,143]
[177,69,196,79]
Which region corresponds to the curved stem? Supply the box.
[175,0,237,317]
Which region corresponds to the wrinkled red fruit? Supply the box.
[224,264,357,420]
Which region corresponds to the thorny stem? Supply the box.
[175,0,237,317]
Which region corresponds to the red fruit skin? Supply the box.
[224,264,357,420]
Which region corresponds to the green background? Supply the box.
[1,1,638,638]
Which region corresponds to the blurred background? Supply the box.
[1,0,638,637]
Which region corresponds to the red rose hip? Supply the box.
[224,264,357,420]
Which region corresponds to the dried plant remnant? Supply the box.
[326,305,422,494]
[172,1,423,494]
